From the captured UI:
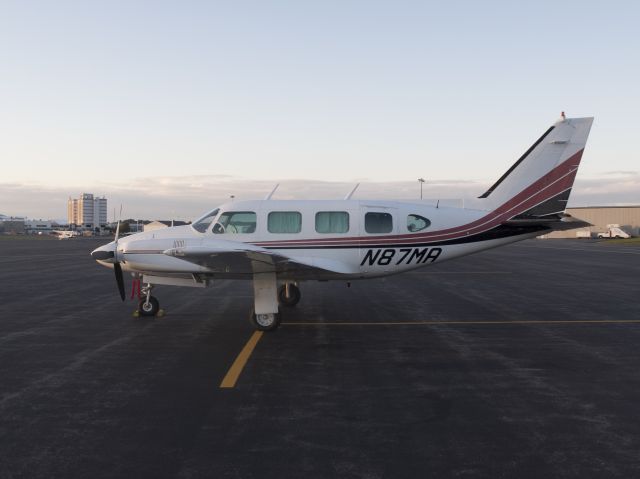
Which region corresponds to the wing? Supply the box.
[163,241,356,276]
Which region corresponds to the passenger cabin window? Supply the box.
[407,214,431,232]
[268,211,302,234]
[212,211,256,234]
[315,211,349,233]
[365,212,393,233]
[192,209,219,233]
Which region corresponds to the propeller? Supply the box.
[113,207,126,301]
[114,262,126,301]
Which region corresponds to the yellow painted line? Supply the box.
[220,331,264,389]
[281,319,640,326]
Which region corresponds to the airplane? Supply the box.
[92,115,593,331]
[51,230,80,240]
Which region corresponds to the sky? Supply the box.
[1,1,639,220]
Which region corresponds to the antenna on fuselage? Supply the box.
[265,184,280,200]
[344,183,360,200]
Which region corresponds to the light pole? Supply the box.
[418,178,426,200]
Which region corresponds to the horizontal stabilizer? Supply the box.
[504,214,592,231]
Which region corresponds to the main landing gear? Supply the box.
[132,277,300,329]
[249,275,302,331]
[278,283,301,307]
[249,272,281,331]
[250,308,282,331]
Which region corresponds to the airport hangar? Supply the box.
[545,205,640,238]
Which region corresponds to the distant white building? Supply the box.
[68,193,107,229]
[543,206,640,238]
[24,220,53,234]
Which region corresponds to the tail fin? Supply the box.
[479,116,593,220]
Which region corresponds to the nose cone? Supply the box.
[91,242,116,262]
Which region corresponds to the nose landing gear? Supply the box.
[138,296,160,316]
[137,283,160,317]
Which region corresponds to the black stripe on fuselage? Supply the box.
[478,126,555,199]
[262,224,550,250]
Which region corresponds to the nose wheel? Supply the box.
[137,282,160,317]
[138,296,160,317]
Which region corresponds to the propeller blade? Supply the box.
[114,204,122,243]
[114,262,126,301]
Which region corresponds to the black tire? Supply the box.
[278,284,301,307]
[249,308,282,331]
[138,296,160,317]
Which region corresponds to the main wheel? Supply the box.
[250,308,282,331]
[138,296,160,317]
[278,284,301,307]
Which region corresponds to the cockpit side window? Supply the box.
[212,211,257,234]
[192,209,219,233]
[407,214,431,232]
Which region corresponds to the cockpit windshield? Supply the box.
[192,208,219,233]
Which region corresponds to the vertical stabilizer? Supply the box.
[480,117,593,219]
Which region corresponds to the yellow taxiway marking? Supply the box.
[220,331,264,389]
[282,319,640,326]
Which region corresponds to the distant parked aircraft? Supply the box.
[51,230,79,240]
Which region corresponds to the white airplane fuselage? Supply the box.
[97,199,542,281]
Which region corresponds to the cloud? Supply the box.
[601,171,639,177]
[569,174,640,206]
[2,171,639,220]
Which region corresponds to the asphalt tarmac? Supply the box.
[1,237,639,478]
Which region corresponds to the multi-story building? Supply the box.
[67,193,108,229]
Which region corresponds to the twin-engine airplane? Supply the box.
[92,115,593,331]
